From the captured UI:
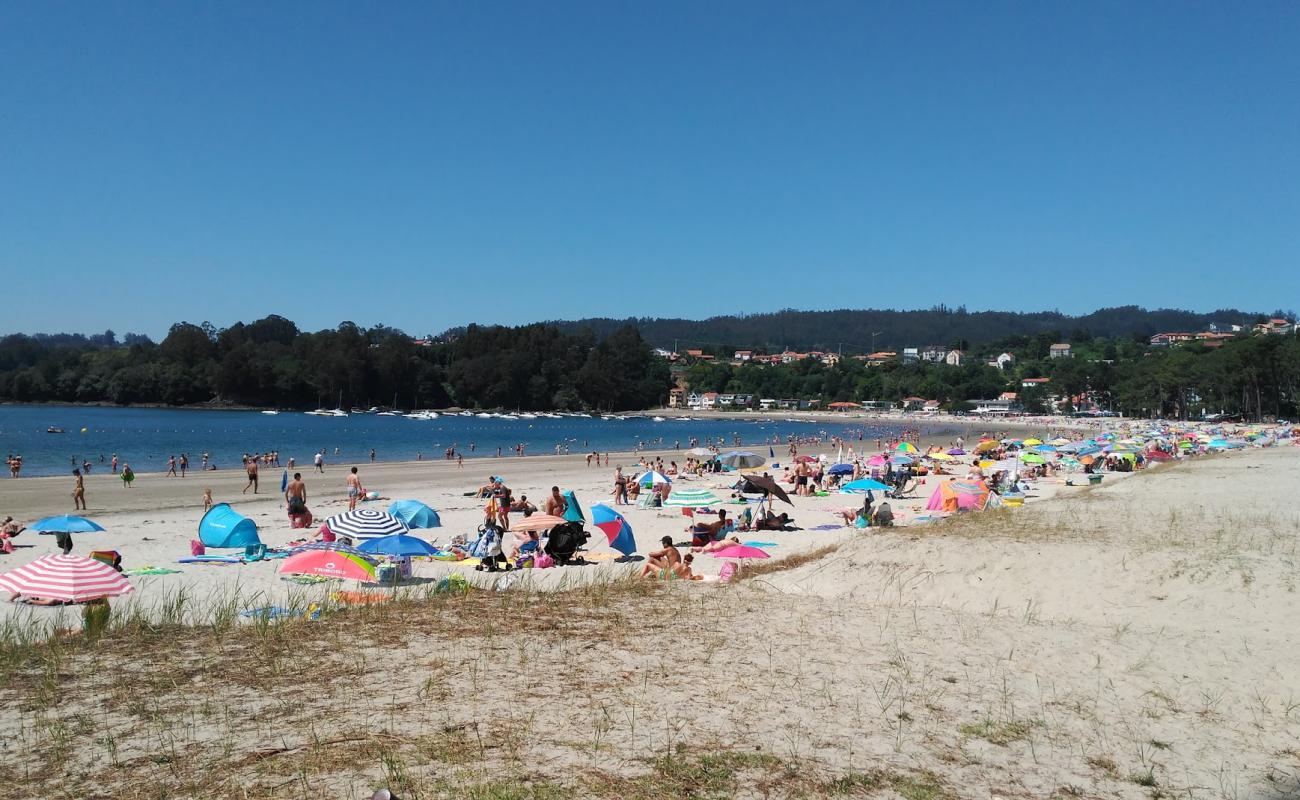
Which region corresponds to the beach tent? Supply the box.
[562,490,585,523]
[925,480,996,512]
[198,503,261,549]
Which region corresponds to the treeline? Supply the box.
[0,317,669,412]
[682,332,1300,420]
[540,305,1275,354]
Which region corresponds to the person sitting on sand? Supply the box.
[688,509,728,547]
[509,494,537,517]
[1,516,24,554]
[640,536,681,578]
[755,510,795,531]
[872,502,894,528]
[839,492,874,527]
[672,553,703,581]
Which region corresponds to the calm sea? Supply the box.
[0,405,946,477]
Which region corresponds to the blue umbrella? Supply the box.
[635,470,672,487]
[357,533,439,557]
[827,463,855,476]
[590,503,636,556]
[388,499,442,529]
[891,455,914,465]
[29,515,106,534]
[562,490,585,523]
[840,478,891,492]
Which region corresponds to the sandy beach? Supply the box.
[0,422,1297,798]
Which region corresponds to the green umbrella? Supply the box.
[664,488,721,507]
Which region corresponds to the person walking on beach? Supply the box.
[314,450,324,473]
[166,455,177,477]
[120,463,134,488]
[369,448,376,463]
[346,467,361,510]
[179,453,188,477]
[111,454,118,474]
[242,457,259,494]
[72,468,86,510]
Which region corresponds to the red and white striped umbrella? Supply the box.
[0,554,135,602]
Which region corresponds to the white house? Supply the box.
[944,350,965,366]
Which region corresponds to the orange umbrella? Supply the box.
[508,514,569,533]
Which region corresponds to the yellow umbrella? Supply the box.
[975,440,1000,453]
[928,453,954,461]
[1023,438,1043,446]
[978,460,996,469]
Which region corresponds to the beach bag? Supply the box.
[533,553,555,569]
[854,516,869,529]
[190,539,206,556]
[1,538,12,554]
[718,561,738,583]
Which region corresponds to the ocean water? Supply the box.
[0,405,945,478]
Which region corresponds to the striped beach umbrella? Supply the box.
[664,488,721,507]
[0,554,134,602]
[323,508,409,542]
[635,470,673,487]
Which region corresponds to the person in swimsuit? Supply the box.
[286,473,308,515]
[346,466,361,510]
[640,536,681,578]
[72,469,86,510]
[120,464,134,487]
[243,458,259,494]
[544,486,567,517]
[491,479,511,529]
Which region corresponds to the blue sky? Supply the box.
[3,1,1297,338]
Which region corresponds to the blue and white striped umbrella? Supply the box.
[324,508,409,541]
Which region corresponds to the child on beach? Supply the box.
[203,489,213,512]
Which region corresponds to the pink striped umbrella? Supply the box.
[0,554,135,602]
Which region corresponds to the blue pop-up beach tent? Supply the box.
[198,503,261,549]
[562,490,585,523]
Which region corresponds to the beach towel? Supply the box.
[808,524,841,531]
[122,567,182,576]
[178,556,242,564]
[742,541,778,548]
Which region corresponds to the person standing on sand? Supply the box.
[166,455,177,477]
[179,453,188,477]
[286,473,307,515]
[242,457,259,494]
[457,454,464,468]
[369,448,376,463]
[72,468,86,510]
[203,488,213,512]
[346,466,361,510]
[120,463,134,488]
[314,450,325,473]
[111,454,118,474]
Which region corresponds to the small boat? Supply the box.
[652,416,666,422]
[459,411,475,417]
[477,413,494,418]
[500,414,519,420]
[376,411,401,417]
[46,427,65,434]
[517,413,537,420]
[261,410,279,415]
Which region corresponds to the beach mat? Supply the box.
[123,567,182,576]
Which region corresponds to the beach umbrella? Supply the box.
[664,488,720,507]
[279,549,376,581]
[358,533,439,557]
[323,508,409,542]
[29,515,106,534]
[827,463,855,476]
[562,490,585,522]
[739,474,792,505]
[793,455,817,463]
[891,455,914,465]
[866,455,888,466]
[975,440,1000,453]
[1020,453,1047,464]
[895,442,918,454]
[0,554,134,602]
[1031,445,1058,453]
[718,451,765,470]
[589,503,636,556]
[685,447,713,458]
[288,541,373,558]
[946,448,966,456]
[1022,438,1043,446]
[708,545,770,560]
[508,514,569,533]
[635,470,672,487]
[388,499,442,529]
[927,453,954,461]
[841,478,890,492]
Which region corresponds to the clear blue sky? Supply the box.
[3,1,1297,339]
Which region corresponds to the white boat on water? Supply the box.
[261,410,279,415]
[459,410,474,417]
[404,411,439,420]
[377,411,401,417]
[500,414,519,420]
[517,413,537,420]
[477,412,494,418]
[652,416,666,422]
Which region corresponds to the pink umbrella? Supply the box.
[708,545,771,560]
[866,455,887,466]
[0,554,134,602]
[279,549,376,581]
[508,514,569,533]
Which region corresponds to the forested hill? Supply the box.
[536,306,1269,353]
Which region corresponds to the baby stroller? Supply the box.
[471,520,508,572]
[543,521,589,566]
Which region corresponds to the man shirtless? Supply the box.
[242,457,259,494]
[285,472,308,514]
[689,509,728,547]
[640,536,681,578]
[544,486,568,517]
[346,467,362,510]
